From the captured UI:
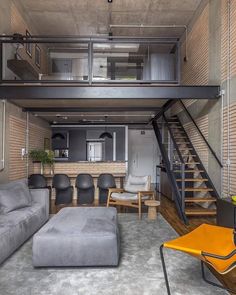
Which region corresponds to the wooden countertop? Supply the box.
[43,173,126,178]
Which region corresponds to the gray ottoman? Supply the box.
[32,207,120,267]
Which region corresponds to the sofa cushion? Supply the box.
[0,181,32,214]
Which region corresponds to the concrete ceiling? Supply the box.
[15,0,202,37]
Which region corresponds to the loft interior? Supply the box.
[0,0,235,294]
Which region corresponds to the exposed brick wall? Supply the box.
[181,4,209,86]
[9,114,51,181]
[221,0,236,195]
[173,1,236,196]
[33,162,127,176]
[9,116,27,180]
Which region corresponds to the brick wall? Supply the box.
[221,0,236,196]
[8,113,51,181]
[172,1,236,196]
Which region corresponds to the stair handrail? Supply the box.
[179,99,223,168]
[163,114,185,213]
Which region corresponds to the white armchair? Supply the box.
[107,175,155,219]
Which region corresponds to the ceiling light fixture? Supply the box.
[99,116,113,139]
[108,0,112,3]
[51,133,65,140]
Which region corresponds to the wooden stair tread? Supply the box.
[179,187,214,192]
[185,208,216,216]
[176,142,191,144]
[174,148,193,150]
[174,169,204,173]
[176,178,208,182]
[185,197,216,203]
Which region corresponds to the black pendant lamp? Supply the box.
[52,133,65,140]
[99,116,113,139]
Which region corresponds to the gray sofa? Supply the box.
[0,179,49,265]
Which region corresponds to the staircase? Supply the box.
[152,114,220,224]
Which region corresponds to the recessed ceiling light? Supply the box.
[108,0,112,3]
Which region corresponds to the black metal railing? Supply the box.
[179,99,223,168]
[163,114,186,213]
[152,119,188,224]
[0,35,180,85]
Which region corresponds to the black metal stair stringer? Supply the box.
[152,120,188,225]
[174,116,220,199]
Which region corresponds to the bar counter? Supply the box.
[33,161,127,201]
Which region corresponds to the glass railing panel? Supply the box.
[2,42,89,82]
[1,38,179,83]
[92,42,178,82]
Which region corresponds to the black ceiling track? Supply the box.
[0,85,220,100]
[22,107,161,112]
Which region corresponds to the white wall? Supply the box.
[128,129,160,183]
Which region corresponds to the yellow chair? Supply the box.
[160,224,236,294]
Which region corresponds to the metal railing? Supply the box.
[152,119,188,224]
[179,99,223,168]
[163,114,186,213]
[0,100,6,171]
[0,34,180,84]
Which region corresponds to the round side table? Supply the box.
[144,200,160,220]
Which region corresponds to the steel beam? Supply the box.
[0,85,220,100]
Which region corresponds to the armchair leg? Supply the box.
[160,245,171,295]
[107,193,111,207]
[201,261,236,294]
[138,194,142,219]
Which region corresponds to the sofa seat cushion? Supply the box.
[111,192,150,201]
[0,180,32,214]
[0,201,48,265]
[0,201,46,233]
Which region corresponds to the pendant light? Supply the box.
[99,116,113,139]
[52,133,65,140]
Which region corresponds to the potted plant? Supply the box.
[43,150,55,175]
[29,150,54,174]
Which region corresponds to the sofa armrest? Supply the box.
[30,189,50,218]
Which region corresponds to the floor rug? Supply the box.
[0,213,227,295]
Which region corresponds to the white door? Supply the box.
[128,130,160,183]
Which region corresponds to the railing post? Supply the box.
[181,163,185,213]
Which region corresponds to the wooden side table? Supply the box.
[144,200,160,220]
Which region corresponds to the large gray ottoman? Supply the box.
[32,207,120,267]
